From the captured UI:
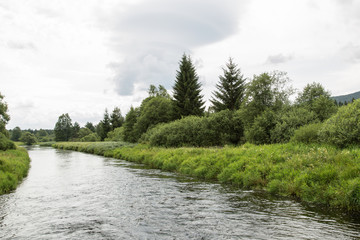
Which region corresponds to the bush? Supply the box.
[291,123,322,144]
[0,132,16,150]
[271,107,317,143]
[144,110,243,147]
[80,133,100,142]
[319,100,360,148]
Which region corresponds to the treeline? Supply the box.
[54,54,359,148]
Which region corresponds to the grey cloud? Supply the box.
[7,41,37,50]
[266,54,293,65]
[100,0,248,96]
[342,44,360,63]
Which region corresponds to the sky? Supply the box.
[1,0,360,130]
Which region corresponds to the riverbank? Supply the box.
[53,142,360,212]
[0,147,30,195]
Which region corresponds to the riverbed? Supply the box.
[0,146,359,239]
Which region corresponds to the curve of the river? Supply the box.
[0,146,359,239]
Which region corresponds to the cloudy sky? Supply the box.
[1,0,360,129]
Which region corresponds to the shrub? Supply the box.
[144,110,243,147]
[290,123,322,144]
[319,100,360,148]
[80,133,100,142]
[0,132,16,150]
[271,107,317,143]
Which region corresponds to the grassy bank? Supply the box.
[0,147,30,195]
[53,142,360,212]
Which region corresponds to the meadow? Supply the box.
[0,148,30,195]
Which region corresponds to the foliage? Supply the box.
[0,92,10,136]
[98,109,112,141]
[53,142,360,212]
[54,113,73,141]
[291,123,323,144]
[241,71,294,128]
[173,54,205,118]
[80,132,100,142]
[0,132,16,150]
[296,82,337,122]
[72,122,81,140]
[110,107,124,129]
[296,82,331,105]
[85,122,96,132]
[133,96,175,141]
[0,148,30,195]
[210,58,246,112]
[244,109,277,144]
[271,107,318,143]
[53,141,135,156]
[319,100,360,148]
[11,126,22,141]
[19,132,37,145]
[105,127,124,142]
[144,110,243,147]
[78,127,93,139]
[123,106,140,143]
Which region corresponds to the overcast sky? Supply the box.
[1,0,360,130]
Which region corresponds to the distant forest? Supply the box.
[332,91,360,105]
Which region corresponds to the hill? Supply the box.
[332,91,360,104]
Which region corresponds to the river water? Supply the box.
[0,146,360,239]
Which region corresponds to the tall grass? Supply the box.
[53,142,360,212]
[0,147,30,195]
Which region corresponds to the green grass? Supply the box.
[53,142,360,212]
[0,147,31,195]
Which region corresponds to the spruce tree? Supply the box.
[173,54,205,118]
[210,58,246,112]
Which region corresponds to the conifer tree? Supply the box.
[110,107,124,129]
[210,58,246,112]
[173,54,205,118]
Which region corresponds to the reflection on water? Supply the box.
[0,146,359,239]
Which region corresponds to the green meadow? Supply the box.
[0,148,30,195]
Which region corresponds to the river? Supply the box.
[0,146,359,239]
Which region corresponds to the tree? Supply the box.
[72,122,81,140]
[123,106,140,143]
[173,54,205,118]
[210,58,246,112]
[133,96,174,141]
[110,107,124,129]
[20,132,37,145]
[0,92,10,136]
[98,109,112,141]
[241,71,294,127]
[54,113,73,141]
[296,82,337,121]
[296,82,330,105]
[11,126,22,141]
[85,122,95,132]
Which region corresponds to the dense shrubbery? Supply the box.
[0,132,16,150]
[319,99,360,148]
[144,110,243,147]
[0,147,30,195]
[291,123,323,144]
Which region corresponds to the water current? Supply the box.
[0,146,359,239]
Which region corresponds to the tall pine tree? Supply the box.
[210,58,246,112]
[173,54,204,118]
